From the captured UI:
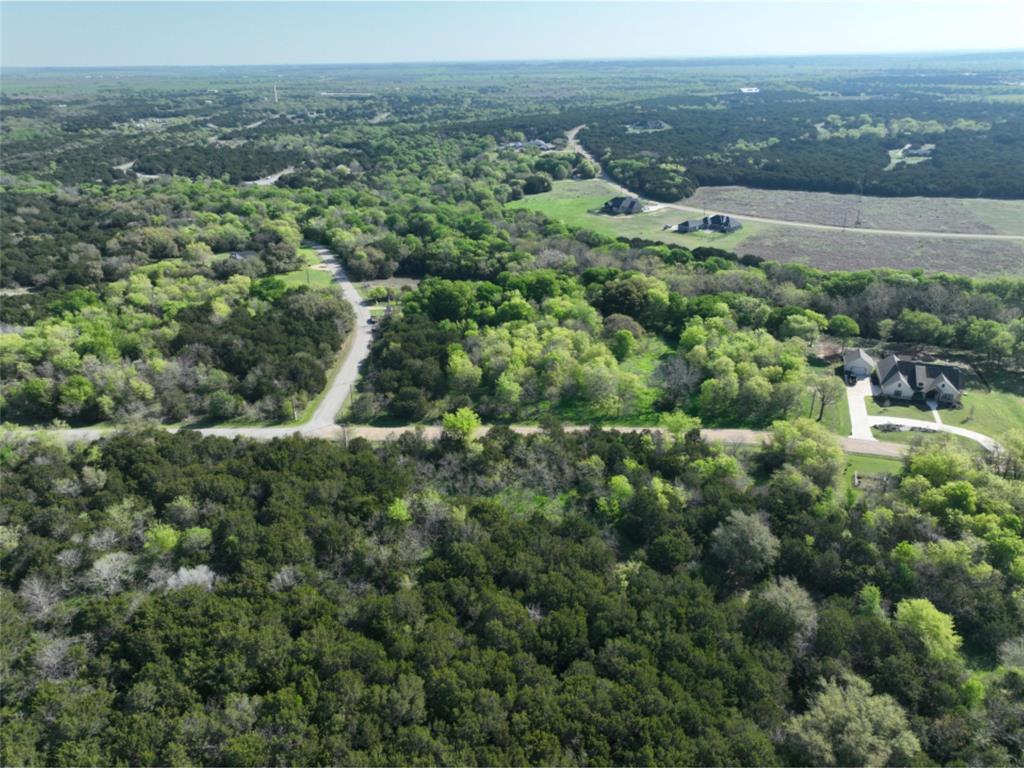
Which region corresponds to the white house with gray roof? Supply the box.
[874,353,965,405]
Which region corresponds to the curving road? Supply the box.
[197,243,373,441]
[9,241,911,459]
[565,126,1024,243]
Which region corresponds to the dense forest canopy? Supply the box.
[573,90,1024,200]
[2,55,1024,767]
[2,425,1023,765]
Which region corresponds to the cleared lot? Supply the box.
[741,226,1024,276]
[686,186,1024,236]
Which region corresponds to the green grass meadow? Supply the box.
[507,179,761,250]
[278,247,336,289]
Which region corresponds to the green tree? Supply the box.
[442,407,482,446]
[143,524,180,558]
[609,329,636,361]
[709,510,780,587]
[895,309,944,344]
[57,375,95,418]
[828,314,860,351]
[895,598,963,662]
[783,672,920,767]
[760,418,845,489]
[809,374,844,423]
[744,576,818,652]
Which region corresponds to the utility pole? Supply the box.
[273,83,279,104]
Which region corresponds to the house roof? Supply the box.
[843,348,875,367]
[931,373,961,395]
[875,353,965,394]
[605,197,641,212]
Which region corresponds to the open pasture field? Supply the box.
[686,186,1024,236]
[740,225,1024,276]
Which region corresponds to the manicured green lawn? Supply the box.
[867,388,1023,442]
[845,454,903,478]
[278,267,335,289]
[507,179,762,249]
[941,389,1024,441]
[865,397,934,419]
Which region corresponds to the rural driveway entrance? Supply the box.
[847,377,875,440]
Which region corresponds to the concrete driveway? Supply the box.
[845,376,1000,452]
[846,376,876,440]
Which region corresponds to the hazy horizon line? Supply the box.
[4,46,1022,73]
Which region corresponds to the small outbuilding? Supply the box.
[843,348,876,379]
[676,219,705,233]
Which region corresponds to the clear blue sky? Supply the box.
[2,1,1022,68]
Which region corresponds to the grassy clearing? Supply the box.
[795,388,850,436]
[353,277,420,299]
[801,361,852,436]
[279,266,335,289]
[507,179,760,250]
[942,389,1024,441]
[870,427,985,453]
[846,453,903,478]
[843,453,903,498]
[884,145,933,172]
[271,248,337,289]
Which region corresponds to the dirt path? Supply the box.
[564,126,1024,243]
[26,421,910,459]
[243,166,294,187]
